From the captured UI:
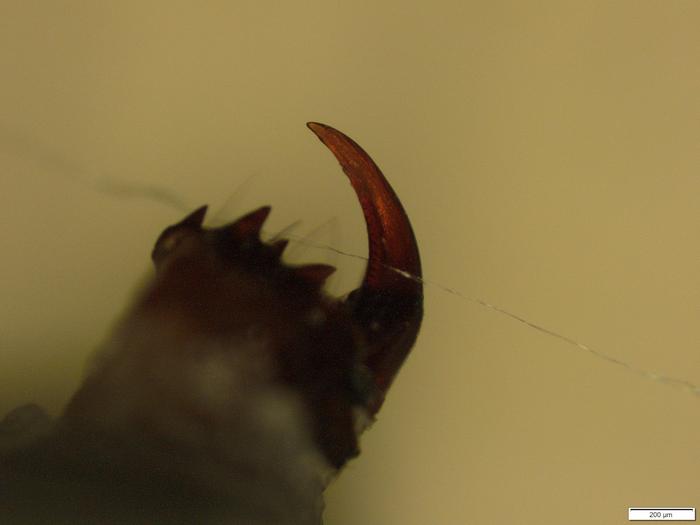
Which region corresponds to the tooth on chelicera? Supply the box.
[293,264,337,288]
[270,239,289,258]
[225,205,271,239]
[178,205,208,228]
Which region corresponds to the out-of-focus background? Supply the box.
[1,2,697,524]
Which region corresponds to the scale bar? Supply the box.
[629,508,695,521]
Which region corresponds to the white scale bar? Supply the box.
[629,508,696,521]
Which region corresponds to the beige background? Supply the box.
[1,2,698,524]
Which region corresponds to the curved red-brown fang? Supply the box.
[306,123,421,294]
[307,122,423,413]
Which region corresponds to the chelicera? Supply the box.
[1,123,423,523]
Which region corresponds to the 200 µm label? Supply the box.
[629,508,695,521]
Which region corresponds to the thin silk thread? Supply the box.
[286,234,700,399]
